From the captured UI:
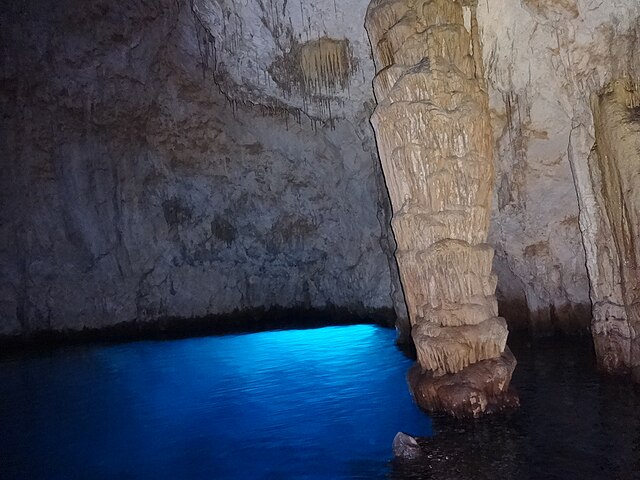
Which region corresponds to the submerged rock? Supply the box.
[392,432,423,461]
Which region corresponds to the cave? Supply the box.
[2,0,640,478]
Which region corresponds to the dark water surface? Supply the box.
[2,326,640,479]
[392,336,640,480]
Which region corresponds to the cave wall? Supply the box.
[0,0,402,336]
[589,79,640,375]
[191,0,640,339]
[3,0,640,340]
[478,0,640,334]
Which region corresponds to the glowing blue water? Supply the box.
[0,325,432,479]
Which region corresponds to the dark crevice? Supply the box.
[0,306,396,356]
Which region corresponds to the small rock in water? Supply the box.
[392,432,423,461]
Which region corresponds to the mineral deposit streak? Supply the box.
[588,79,640,378]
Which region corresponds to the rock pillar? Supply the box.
[365,0,517,417]
[588,79,640,378]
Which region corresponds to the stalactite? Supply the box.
[365,0,517,417]
[298,37,352,95]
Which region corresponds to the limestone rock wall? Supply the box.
[589,80,640,374]
[190,0,375,122]
[477,0,640,335]
[0,0,402,337]
[4,0,640,344]
[475,0,640,368]
[365,0,509,378]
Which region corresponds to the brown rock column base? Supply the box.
[408,348,519,418]
[592,331,632,377]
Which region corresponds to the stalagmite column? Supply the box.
[588,79,640,378]
[365,0,517,417]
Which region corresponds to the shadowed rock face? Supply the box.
[588,79,640,377]
[3,0,640,385]
[0,0,403,337]
[365,0,516,415]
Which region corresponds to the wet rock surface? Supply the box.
[392,336,640,479]
[408,348,519,418]
[392,432,423,461]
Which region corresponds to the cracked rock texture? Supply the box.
[0,0,404,336]
[478,0,640,335]
[3,0,640,349]
[475,0,640,369]
[589,79,640,376]
[366,0,515,415]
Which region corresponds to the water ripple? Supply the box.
[0,325,432,480]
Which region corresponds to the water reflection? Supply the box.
[391,336,640,479]
[3,328,640,479]
[0,325,431,479]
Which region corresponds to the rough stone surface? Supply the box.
[392,432,423,461]
[365,0,515,415]
[475,0,640,370]
[0,0,403,336]
[478,0,640,335]
[589,79,640,375]
[408,347,519,418]
[190,0,376,121]
[3,0,640,351]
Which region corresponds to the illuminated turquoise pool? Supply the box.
[4,325,640,478]
[0,325,432,479]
